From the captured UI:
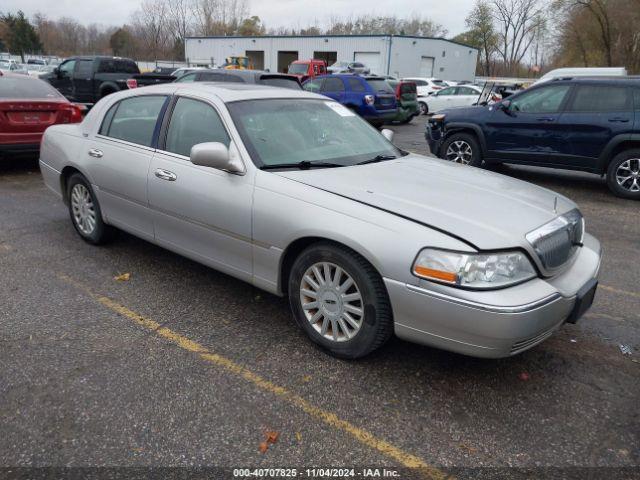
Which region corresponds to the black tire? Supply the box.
[440,132,483,167]
[288,242,393,359]
[418,101,428,115]
[606,150,640,199]
[66,173,116,244]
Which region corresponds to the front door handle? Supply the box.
[608,117,630,123]
[88,148,103,158]
[536,117,555,122]
[154,168,177,181]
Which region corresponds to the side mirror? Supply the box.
[190,142,244,173]
[381,129,394,142]
[500,99,511,111]
[53,67,61,77]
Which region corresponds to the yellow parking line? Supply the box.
[599,284,640,300]
[58,274,449,479]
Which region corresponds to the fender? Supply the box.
[443,122,488,156]
[597,133,640,173]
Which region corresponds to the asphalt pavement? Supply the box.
[0,121,638,479]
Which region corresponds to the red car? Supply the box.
[0,71,82,159]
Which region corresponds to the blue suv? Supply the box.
[426,78,640,198]
[303,74,397,127]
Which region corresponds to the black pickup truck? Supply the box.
[41,56,144,105]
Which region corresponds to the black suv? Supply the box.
[426,78,640,198]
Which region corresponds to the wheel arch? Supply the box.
[597,134,640,174]
[99,82,119,98]
[442,122,488,156]
[60,165,92,206]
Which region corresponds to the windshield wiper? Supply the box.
[260,160,344,170]
[356,154,398,165]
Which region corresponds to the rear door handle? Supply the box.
[608,117,630,123]
[154,168,177,181]
[88,148,103,158]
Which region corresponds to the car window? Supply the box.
[303,78,323,93]
[437,87,457,96]
[568,85,631,112]
[97,59,139,74]
[322,77,345,92]
[199,72,245,83]
[510,85,570,113]
[101,95,166,147]
[366,79,393,94]
[459,87,478,95]
[259,76,301,89]
[74,60,93,77]
[59,60,76,77]
[353,62,363,68]
[347,77,366,92]
[0,77,63,99]
[175,72,197,83]
[165,97,230,157]
[413,80,428,86]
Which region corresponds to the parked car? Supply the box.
[426,77,640,198]
[27,58,46,65]
[173,69,302,89]
[171,67,206,80]
[0,59,27,75]
[0,72,82,159]
[39,83,601,359]
[40,56,140,105]
[535,67,627,84]
[422,84,483,115]
[287,59,327,82]
[386,79,419,124]
[401,77,448,97]
[303,74,397,127]
[328,61,370,75]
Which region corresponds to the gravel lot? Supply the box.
[0,120,638,479]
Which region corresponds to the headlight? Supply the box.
[412,248,536,289]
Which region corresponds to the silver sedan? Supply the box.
[39,83,602,359]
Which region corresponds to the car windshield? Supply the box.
[227,98,401,168]
[0,77,63,98]
[288,63,308,74]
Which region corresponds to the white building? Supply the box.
[184,35,478,81]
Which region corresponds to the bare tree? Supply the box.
[192,0,248,36]
[131,0,169,61]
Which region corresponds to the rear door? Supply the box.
[320,77,345,103]
[86,94,168,240]
[148,95,253,281]
[72,59,95,103]
[556,83,634,170]
[485,84,571,164]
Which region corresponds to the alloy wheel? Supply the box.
[615,158,640,192]
[446,140,473,164]
[299,262,364,342]
[70,184,96,235]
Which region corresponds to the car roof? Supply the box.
[547,76,640,85]
[189,68,297,79]
[116,81,322,103]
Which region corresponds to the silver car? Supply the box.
[39,83,602,359]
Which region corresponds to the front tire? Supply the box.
[67,173,116,244]
[288,242,393,359]
[606,150,640,199]
[440,132,483,167]
[418,101,428,115]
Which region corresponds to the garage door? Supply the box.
[354,52,382,75]
[419,56,434,77]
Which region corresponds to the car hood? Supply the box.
[275,155,576,250]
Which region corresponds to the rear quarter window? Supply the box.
[569,85,631,112]
[347,77,366,92]
[99,95,166,147]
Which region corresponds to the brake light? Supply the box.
[364,94,375,106]
[126,78,138,89]
[395,84,402,100]
[59,104,83,123]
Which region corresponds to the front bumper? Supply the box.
[385,233,602,358]
[424,121,444,157]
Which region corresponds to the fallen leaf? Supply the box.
[302,375,312,383]
[259,441,268,454]
[459,443,477,454]
[518,372,530,381]
[295,432,302,442]
[265,431,279,444]
[114,273,131,282]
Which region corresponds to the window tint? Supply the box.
[303,79,323,93]
[413,80,428,86]
[347,77,366,92]
[102,95,166,147]
[366,79,393,93]
[99,103,118,135]
[0,77,63,99]
[97,59,139,74]
[59,60,76,77]
[438,87,457,96]
[165,97,230,157]
[259,76,301,89]
[75,60,93,77]
[322,77,344,92]
[199,72,245,83]
[510,85,570,113]
[175,72,197,83]
[569,85,631,112]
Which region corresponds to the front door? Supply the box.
[485,84,571,163]
[72,59,95,104]
[148,95,253,281]
[86,94,168,240]
[555,83,634,169]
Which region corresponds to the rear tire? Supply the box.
[606,150,640,199]
[66,173,116,244]
[440,132,483,167]
[288,242,393,359]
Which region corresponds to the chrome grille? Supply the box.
[526,209,584,272]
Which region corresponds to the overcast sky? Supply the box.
[2,0,473,36]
